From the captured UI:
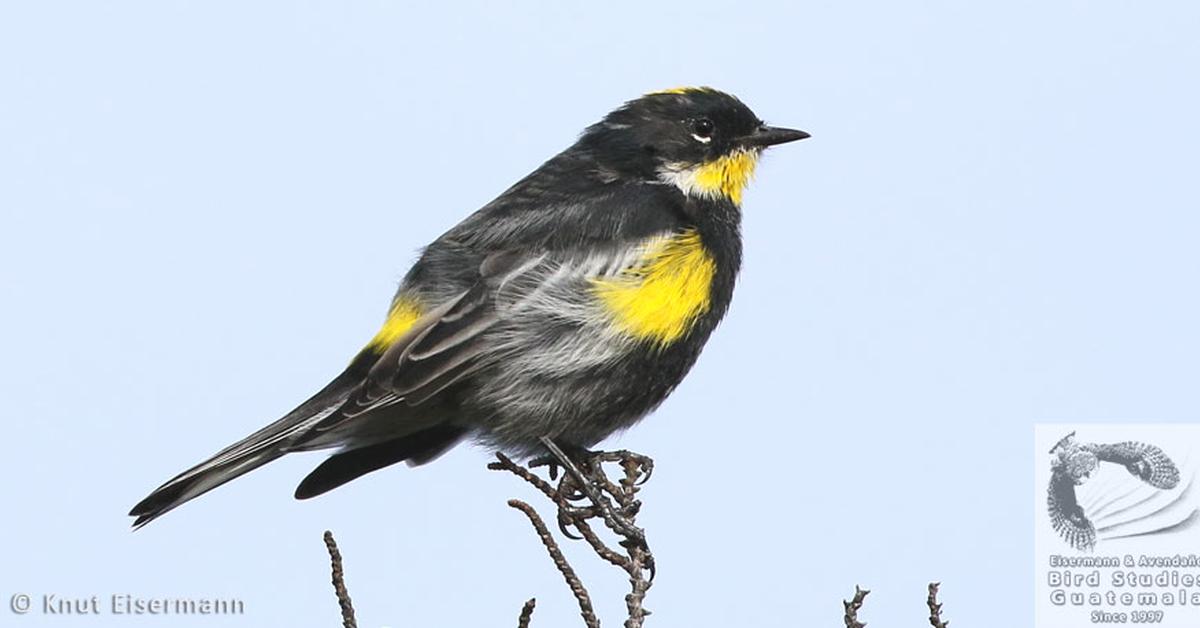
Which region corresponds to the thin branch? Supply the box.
[490,453,558,501]
[509,499,600,628]
[573,517,631,569]
[927,582,950,628]
[622,542,651,628]
[323,530,357,628]
[517,598,537,628]
[838,583,955,628]
[842,586,868,628]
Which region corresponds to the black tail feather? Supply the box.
[128,372,365,529]
[129,450,283,529]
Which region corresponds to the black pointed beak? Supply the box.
[740,125,810,148]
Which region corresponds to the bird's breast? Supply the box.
[589,229,717,347]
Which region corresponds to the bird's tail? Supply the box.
[128,380,355,529]
[129,448,285,529]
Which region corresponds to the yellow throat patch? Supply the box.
[365,296,423,352]
[659,149,760,206]
[690,149,759,205]
[592,230,717,347]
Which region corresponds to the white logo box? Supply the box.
[1034,424,1200,627]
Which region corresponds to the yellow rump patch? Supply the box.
[592,230,717,347]
[365,296,423,352]
[692,149,758,205]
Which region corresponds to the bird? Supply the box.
[1047,431,1180,551]
[129,87,809,527]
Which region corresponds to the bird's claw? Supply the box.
[556,512,584,540]
[528,455,562,481]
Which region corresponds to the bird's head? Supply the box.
[577,87,808,205]
[1065,451,1099,483]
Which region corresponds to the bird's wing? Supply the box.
[1084,441,1181,490]
[305,249,567,435]
[1048,465,1096,551]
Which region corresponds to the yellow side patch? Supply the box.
[365,296,422,352]
[592,230,717,347]
[692,149,759,205]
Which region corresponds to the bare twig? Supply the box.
[323,530,357,628]
[490,453,558,500]
[509,499,600,628]
[843,585,869,628]
[927,582,950,628]
[319,466,955,628]
[517,598,537,628]
[573,517,630,568]
[491,444,656,628]
[839,583,955,628]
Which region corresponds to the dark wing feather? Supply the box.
[1085,441,1181,489]
[388,284,499,401]
[307,251,543,437]
[294,424,467,499]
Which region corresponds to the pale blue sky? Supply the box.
[2,2,1199,626]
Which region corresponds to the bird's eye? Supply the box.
[690,117,715,143]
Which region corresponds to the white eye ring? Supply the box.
[689,117,715,142]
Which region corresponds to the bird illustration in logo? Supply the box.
[1047,431,1181,551]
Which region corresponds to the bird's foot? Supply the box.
[585,449,654,486]
[537,438,651,551]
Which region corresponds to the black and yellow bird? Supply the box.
[130,87,808,527]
